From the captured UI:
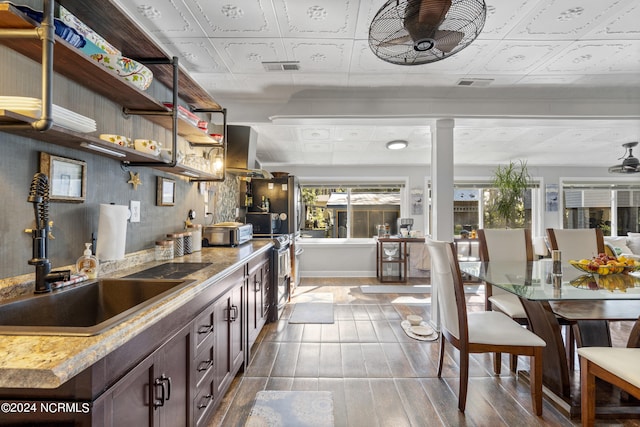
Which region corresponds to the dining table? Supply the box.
[459,259,640,418]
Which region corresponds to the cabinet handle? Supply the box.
[161,375,172,401]
[254,279,261,292]
[230,305,239,322]
[197,394,212,409]
[197,359,213,372]
[153,377,166,408]
[198,323,213,334]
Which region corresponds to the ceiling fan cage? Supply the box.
[369,0,487,66]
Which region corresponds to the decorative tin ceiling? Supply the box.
[113,0,640,168]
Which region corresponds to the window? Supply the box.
[561,183,640,236]
[301,184,403,238]
[428,181,539,236]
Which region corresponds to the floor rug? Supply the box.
[245,391,334,427]
[289,293,334,323]
[359,285,431,294]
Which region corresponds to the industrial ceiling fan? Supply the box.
[368,0,486,65]
[608,142,640,174]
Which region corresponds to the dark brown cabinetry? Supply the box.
[102,323,190,427]
[215,276,245,398]
[246,254,270,362]
[0,248,273,427]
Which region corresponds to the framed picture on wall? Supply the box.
[157,176,175,206]
[39,152,87,202]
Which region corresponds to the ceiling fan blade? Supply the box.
[433,30,464,53]
[405,0,451,27]
[378,34,413,48]
[404,0,452,45]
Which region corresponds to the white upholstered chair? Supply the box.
[578,347,640,426]
[426,238,546,415]
[546,228,605,261]
[477,228,533,373]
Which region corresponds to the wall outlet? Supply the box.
[130,200,141,223]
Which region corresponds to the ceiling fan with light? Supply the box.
[368,0,486,66]
[608,142,640,174]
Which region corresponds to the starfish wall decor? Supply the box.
[127,171,142,190]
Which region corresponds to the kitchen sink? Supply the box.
[0,278,195,336]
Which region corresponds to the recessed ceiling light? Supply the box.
[386,140,408,150]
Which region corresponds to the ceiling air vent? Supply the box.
[262,61,300,72]
[456,78,493,87]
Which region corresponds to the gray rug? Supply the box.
[360,285,431,294]
[289,302,334,324]
[245,391,334,427]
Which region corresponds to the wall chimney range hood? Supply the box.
[225,125,273,178]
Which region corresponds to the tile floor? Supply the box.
[208,278,639,427]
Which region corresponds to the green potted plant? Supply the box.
[489,160,531,228]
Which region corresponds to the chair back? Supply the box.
[426,238,467,342]
[478,229,534,262]
[546,228,605,261]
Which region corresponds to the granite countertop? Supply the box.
[0,241,272,389]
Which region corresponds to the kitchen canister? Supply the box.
[155,240,174,261]
[183,231,193,255]
[186,224,202,252]
[167,232,184,257]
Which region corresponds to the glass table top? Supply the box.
[459,260,640,301]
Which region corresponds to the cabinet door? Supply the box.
[157,326,190,427]
[107,353,156,427]
[214,294,232,395]
[229,283,244,373]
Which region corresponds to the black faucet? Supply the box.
[27,173,70,293]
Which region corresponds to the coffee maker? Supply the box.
[397,218,413,236]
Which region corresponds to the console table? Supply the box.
[375,237,425,282]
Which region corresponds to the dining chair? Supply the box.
[426,237,546,415]
[546,227,606,369]
[477,228,533,374]
[546,228,605,262]
[578,346,640,426]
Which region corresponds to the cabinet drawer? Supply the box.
[194,308,215,351]
[193,379,215,427]
[194,342,215,389]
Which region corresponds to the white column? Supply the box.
[431,118,455,241]
[429,118,455,331]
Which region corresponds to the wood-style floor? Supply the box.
[208,277,639,427]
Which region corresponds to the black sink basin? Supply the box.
[0,278,195,336]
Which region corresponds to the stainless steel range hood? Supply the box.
[226,125,273,178]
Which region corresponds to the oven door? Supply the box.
[270,245,291,322]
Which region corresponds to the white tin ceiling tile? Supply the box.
[209,38,288,72]
[254,125,298,141]
[476,41,570,73]
[299,127,332,141]
[353,0,384,39]
[537,42,630,73]
[283,40,353,72]
[334,127,375,141]
[187,0,280,36]
[230,73,295,94]
[116,0,204,38]
[480,0,543,40]
[158,38,225,73]
[273,0,359,38]
[506,0,631,40]
[605,41,640,72]
[302,141,334,152]
[585,1,640,39]
[373,126,413,140]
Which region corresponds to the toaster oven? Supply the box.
[202,223,253,247]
